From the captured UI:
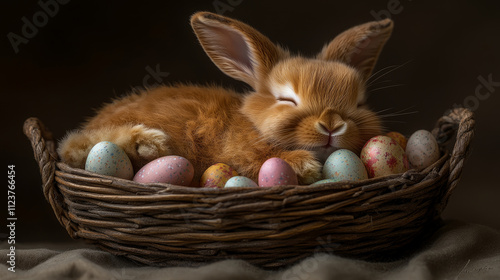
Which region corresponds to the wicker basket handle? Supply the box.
[432,108,475,210]
[23,117,72,234]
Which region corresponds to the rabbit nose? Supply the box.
[316,109,347,136]
[317,122,347,136]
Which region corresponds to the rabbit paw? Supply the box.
[280,150,323,185]
[58,124,171,170]
[127,125,171,166]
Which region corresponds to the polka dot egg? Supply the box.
[406,130,440,169]
[201,163,238,188]
[133,156,194,186]
[85,141,134,180]
[322,149,368,182]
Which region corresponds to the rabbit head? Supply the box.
[191,12,393,162]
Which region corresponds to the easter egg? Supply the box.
[311,178,344,186]
[406,130,440,169]
[85,141,133,180]
[322,149,368,182]
[386,131,408,150]
[224,176,258,188]
[360,136,409,178]
[201,163,238,188]
[258,158,298,187]
[133,156,194,186]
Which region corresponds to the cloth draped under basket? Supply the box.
[23,108,474,268]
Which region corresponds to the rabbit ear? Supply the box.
[191,12,283,88]
[317,19,393,82]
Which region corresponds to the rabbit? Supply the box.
[57,11,393,185]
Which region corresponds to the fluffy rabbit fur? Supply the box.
[58,12,393,185]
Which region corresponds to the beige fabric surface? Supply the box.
[1,221,500,280]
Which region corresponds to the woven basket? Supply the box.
[24,108,474,268]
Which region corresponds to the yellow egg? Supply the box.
[386,131,408,150]
[201,163,238,188]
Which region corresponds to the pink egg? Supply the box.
[360,136,409,178]
[133,156,194,186]
[258,158,298,187]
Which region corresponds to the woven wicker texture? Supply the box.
[23,108,474,268]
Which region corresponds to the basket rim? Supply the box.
[54,151,450,195]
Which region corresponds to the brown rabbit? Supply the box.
[58,12,393,185]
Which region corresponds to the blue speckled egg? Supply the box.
[133,156,194,186]
[322,149,368,182]
[224,176,258,188]
[85,141,133,180]
[311,178,344,186]
[406,130,440,169]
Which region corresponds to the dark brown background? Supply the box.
[1,0,499,243]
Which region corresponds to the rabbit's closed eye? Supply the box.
[272,83,300,107]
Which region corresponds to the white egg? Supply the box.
[406,130,440,169]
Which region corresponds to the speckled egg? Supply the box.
[386,131,408,150]
[258,158,298,187]
[224,176,258,188]
[85,141,133,180]
[201,163,238,188]
[133,156,194,186]
[311,178,344,186]
[322,149,368,182]
[360,136,409,178]
[406,130,440,169]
